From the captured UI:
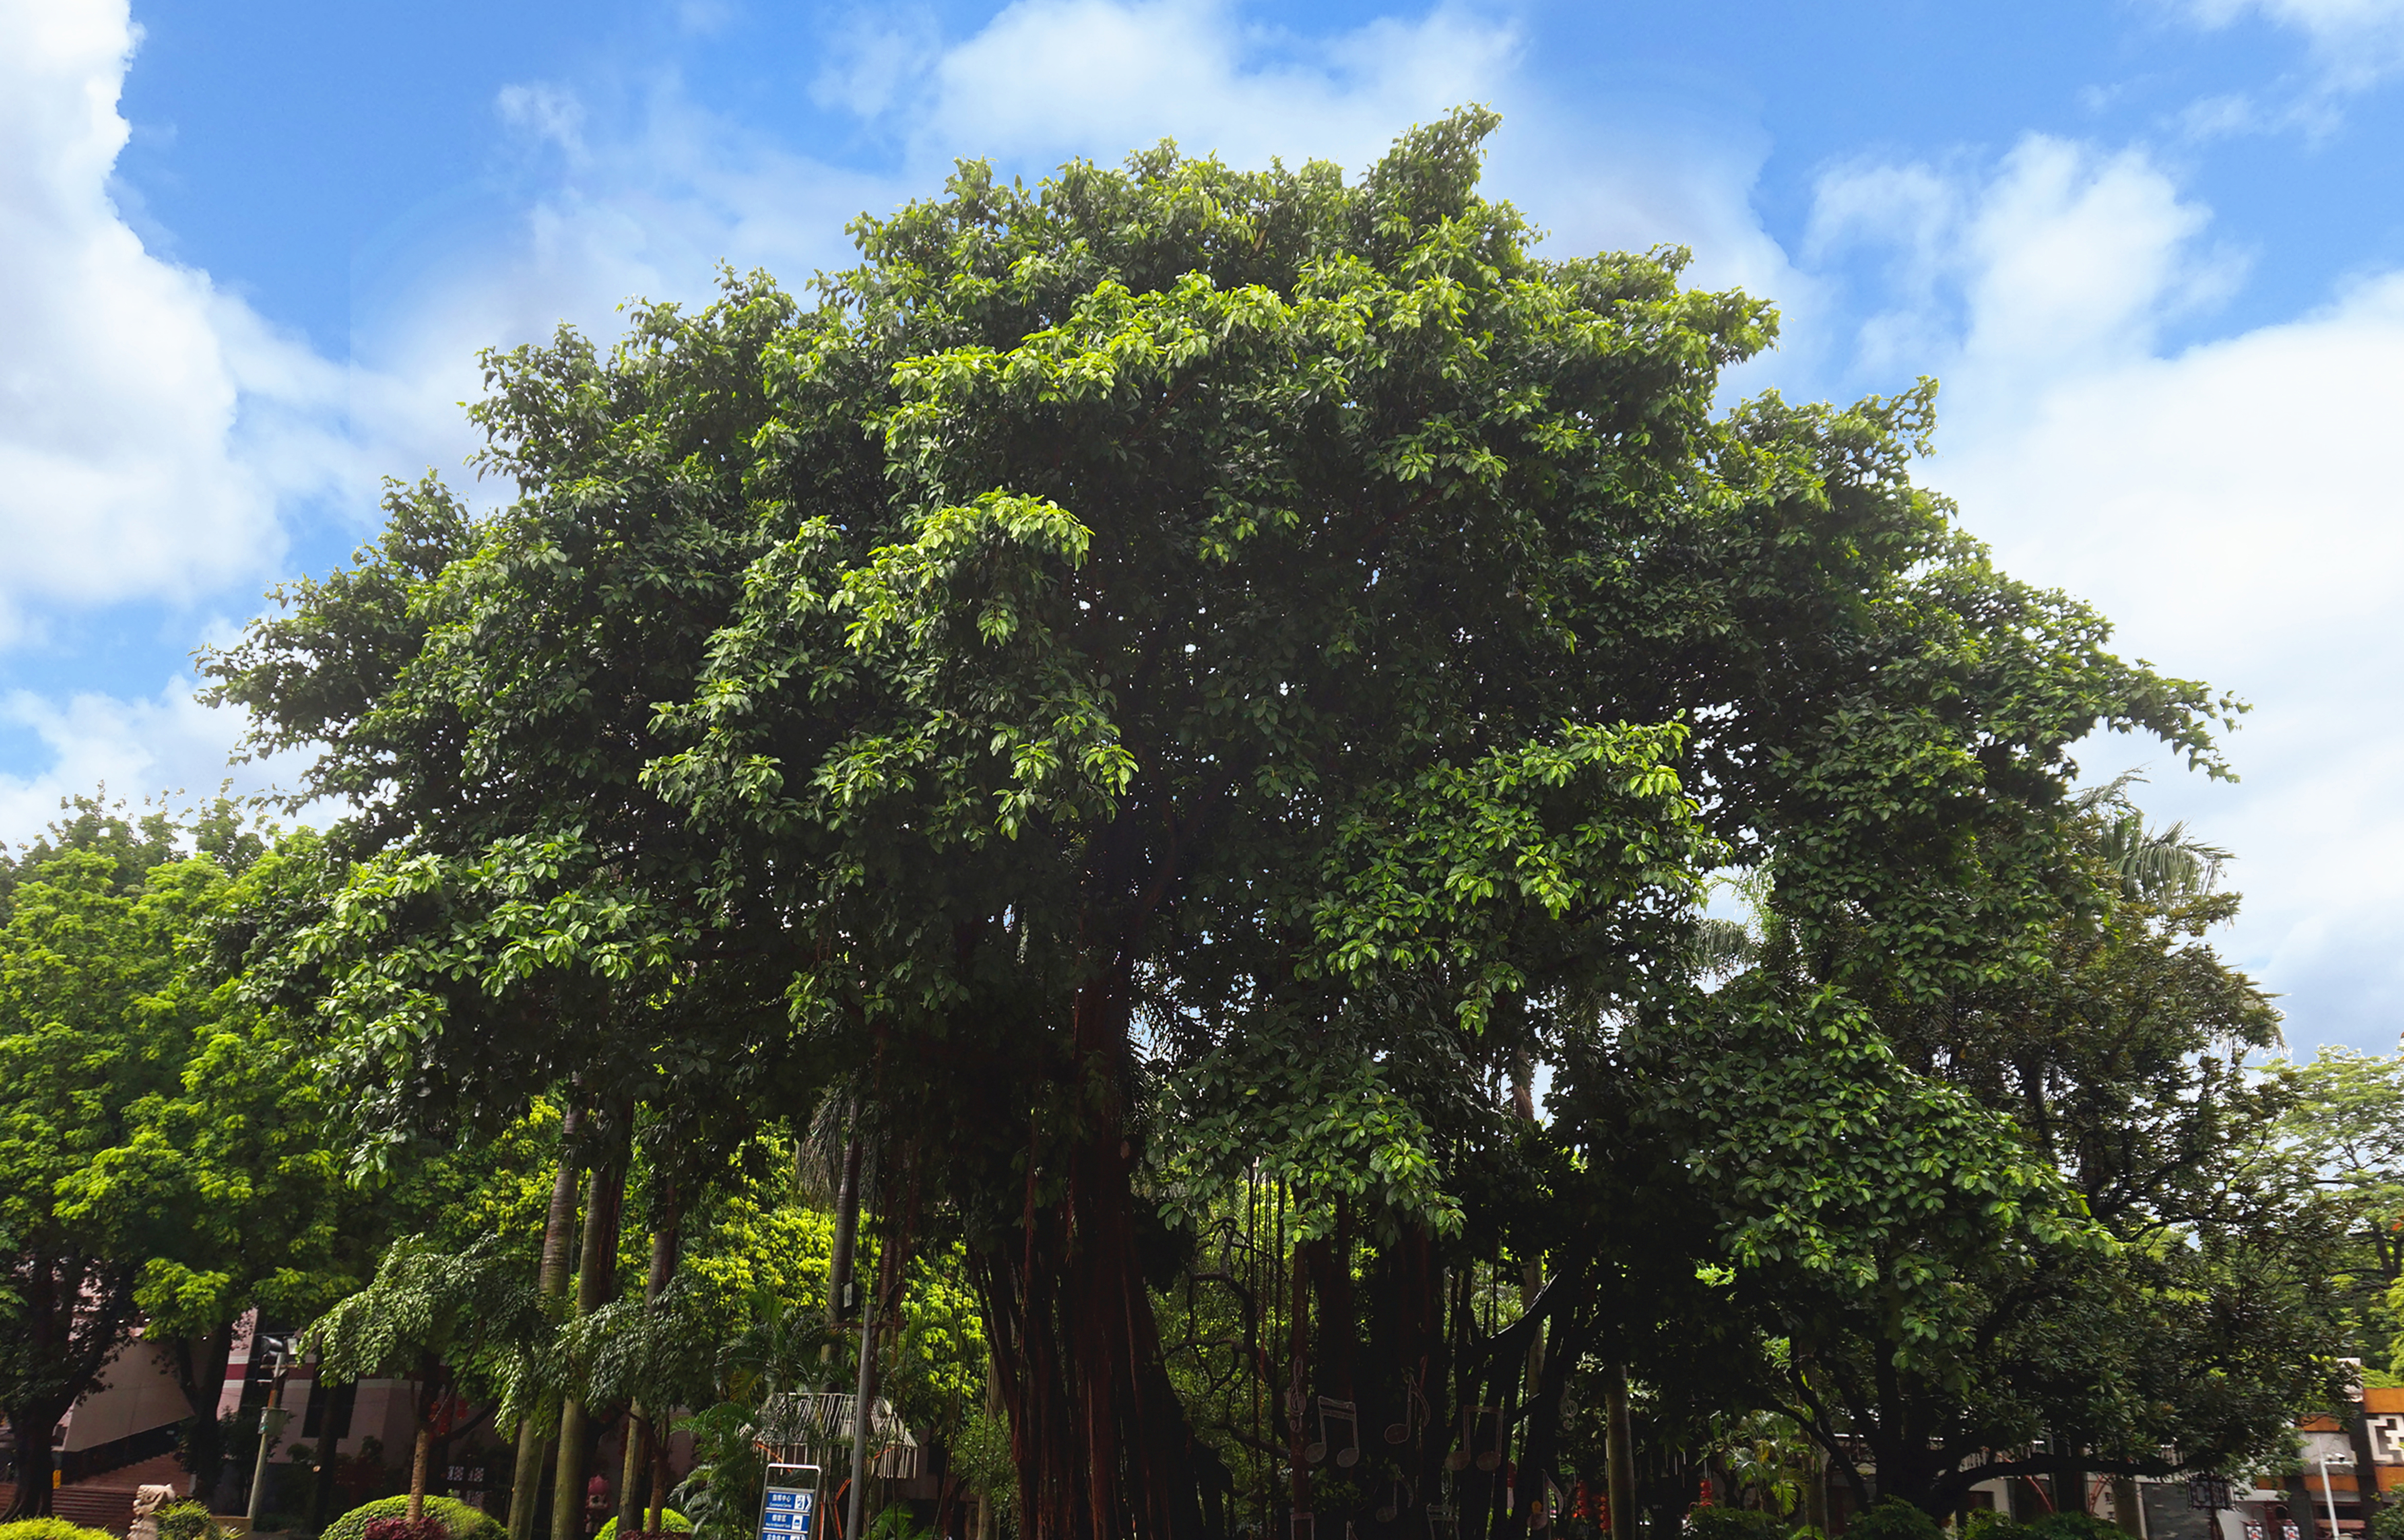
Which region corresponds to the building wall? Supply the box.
[57,1330,191,1452]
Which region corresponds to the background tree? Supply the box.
[1629,792,2338,1520]
[305,1233,543,1523]
[73,830,369,1498]
[2270,1047,2404,1357]
[0,796,284,1517]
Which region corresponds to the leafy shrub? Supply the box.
[2020,1516,2130,1540]
[157,1500,227,1540]
[1689,1509,1790,1540]
[864,1509,932,1540]
[671,1404,764,1540]
[2370,1500,2404,1540]
[0,1520,119,1540]
[594,1512,692,1540]
[364,1519,452,1540]
[1845,1499,1941,1540]
[1966,1513,2132,1540]
[320,1496,504,1540]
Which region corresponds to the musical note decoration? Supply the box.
[1305,1397,1360,1469]
[1387,1364,1432,1446]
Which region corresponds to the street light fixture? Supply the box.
[244,1334,296,1535]
[2321,1449,2356,1540]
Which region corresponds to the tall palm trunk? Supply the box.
[618,1180,683,1538]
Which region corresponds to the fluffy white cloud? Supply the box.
[0,0,349,645]
[1812,133,2404,1048]
[2175,0,2404,85]
[439,0,1794,407]
[0,675,326,851]
[910,0,1518,171]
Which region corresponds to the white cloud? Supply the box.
[1813,138,2239,410]
[0,676,325,852]
[0,0,350,645]
[497,81,588,160]
[398,0,1779,438]
[2170,0,2404,90]
[1811,134,2404,1048]
[900,0,1520,171]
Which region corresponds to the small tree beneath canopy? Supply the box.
[305,1235,543,1522]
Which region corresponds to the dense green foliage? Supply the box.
[0,798,366,1515]
[0,1520,118,1540]
[320,1495,507,1540]
[0,103,2321,1540]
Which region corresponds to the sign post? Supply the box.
[759,1464,822,1540]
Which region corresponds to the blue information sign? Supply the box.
[758,1465,820,1540]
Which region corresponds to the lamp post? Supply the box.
[2321,1450,2355,1539]
[244,1334,294,1534]
[2190,1472,2236,1540]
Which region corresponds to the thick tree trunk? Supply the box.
[170,1322,239,1490]
[2111,1477,2144,1536]
[5,1412,62,1519]
[513,1103,589,1540]
[971,987,1205,1540]
[1604,1367,1635,1540]
[2057,1439,2089,1518]
[553,1135,627,1540]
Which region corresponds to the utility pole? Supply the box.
[244,1334,293,1534]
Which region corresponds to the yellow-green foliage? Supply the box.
[430,1099,565,1253]
[0,1520,118,1540]
[678,1192,835,1323]
[594,1511,691,1540]
[156,1500,227,1540]
[887,1239,987,1436]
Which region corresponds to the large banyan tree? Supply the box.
[212,109,2302,1540]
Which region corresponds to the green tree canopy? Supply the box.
[202,108,2245,1540]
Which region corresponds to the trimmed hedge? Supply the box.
[156,1500,227,1540]
[594,1510,692,1540]
[1685,1510,1791,1540]
[1968,1518,2134,1540]
[0,1521,119,1540]
[321,1496,505,1540]
[1845,1501,1942,1540]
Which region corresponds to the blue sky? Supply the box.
[7,0,2402,1053]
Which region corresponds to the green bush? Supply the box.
[1845,1500,1941,1540]
[319,1496,505,1540]
[594,1510,691,1540]
[0,1520,119,1540]
[1688,1509,1790,1540]
[157,1500,227,1540]
[1966,1513,2132,1540]
[2021,1516,2129,1540]
[2370,1500,2404,1540]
